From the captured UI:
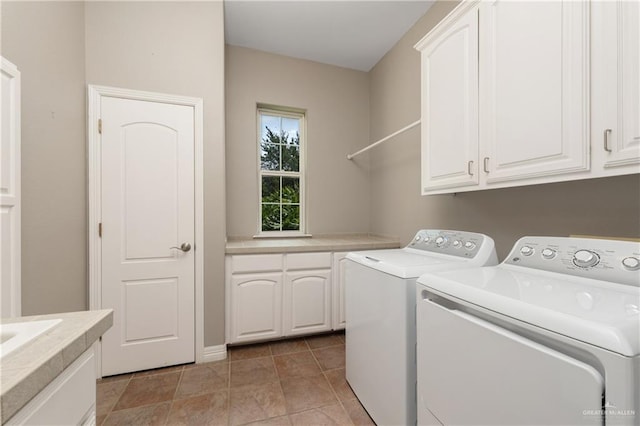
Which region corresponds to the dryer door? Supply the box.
[417,292,604,425]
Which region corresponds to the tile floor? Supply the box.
[96,332,375,425]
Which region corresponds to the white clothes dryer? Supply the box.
[416,236,640,426]
[345,230,498,426]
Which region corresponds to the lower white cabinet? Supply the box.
[226,250,360,344]
[7,346,96,425]
[332,252,349,330]
[284,270,331,336]
[230,272,283,344]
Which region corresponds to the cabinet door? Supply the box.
[230,272,282,343]
[419,7,479,193]
[592,0,640,171]
[7,348,96,426]
[332,253,348,330]
[284,270,331,336]
[480,1,589,183]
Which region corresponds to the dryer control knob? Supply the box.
[414,235,422,242]
[573,250,599,268]
[452,240,462,248]
[520,246,534,256]
[622,257,640,271]
[464,241,476,250]
[435,236,447,247]
[542,248,556,259]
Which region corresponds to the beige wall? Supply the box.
[2,2,87,315]
[225,46,370,238]
[369,1,640,259]
[85,1,226,346]
[2,1,226,346]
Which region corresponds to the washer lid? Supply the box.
[347,248,465,279]
[417,266,640,357]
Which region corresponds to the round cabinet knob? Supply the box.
[573,250,600,268]
[541,248,556,260]
[435,236,447,247]
[520,246,534,256]
[622,257,640,271]
[464,241,476,250]
[452,240,462,248]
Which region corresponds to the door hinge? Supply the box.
[98,222,102,238]
[98,118,102,134]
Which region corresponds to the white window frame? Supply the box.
[256,106,307,237]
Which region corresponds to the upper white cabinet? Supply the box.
[591,0,640,173]
[479,1,589,184]
[419,7,479,192]
[416,0,638,195]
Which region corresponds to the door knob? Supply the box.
[170,243,192,253]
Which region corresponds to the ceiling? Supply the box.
[224,1,435,72]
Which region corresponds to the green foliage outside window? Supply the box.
[260,119,302,232]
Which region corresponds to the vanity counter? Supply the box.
[0,309,113,424]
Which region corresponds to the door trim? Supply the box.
[1,57,22,318]
[87,85,204,377]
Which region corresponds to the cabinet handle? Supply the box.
[604,129,612,152]
[483,157,490,173]
[467,160,474,176]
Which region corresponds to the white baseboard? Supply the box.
[201,344,227,363]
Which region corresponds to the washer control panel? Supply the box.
[505,236,640,287]
[408,230,489,259]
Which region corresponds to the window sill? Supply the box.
[253,233,313,239]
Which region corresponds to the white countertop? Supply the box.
[0,310,113,424]
[226,234,402,254]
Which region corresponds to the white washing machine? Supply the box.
[345,229,498,426]
[416,236,640,426]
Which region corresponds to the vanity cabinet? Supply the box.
[7,346,96,425]
[591,0,640,174]
[418,6,479,192]
[226,251,357,344]
[416,0,592,195]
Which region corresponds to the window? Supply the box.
[258,106,305,234]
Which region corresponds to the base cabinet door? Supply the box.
[284,270,331,336]
[230,272,282,343]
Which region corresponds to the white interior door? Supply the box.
[100,96,195,376]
